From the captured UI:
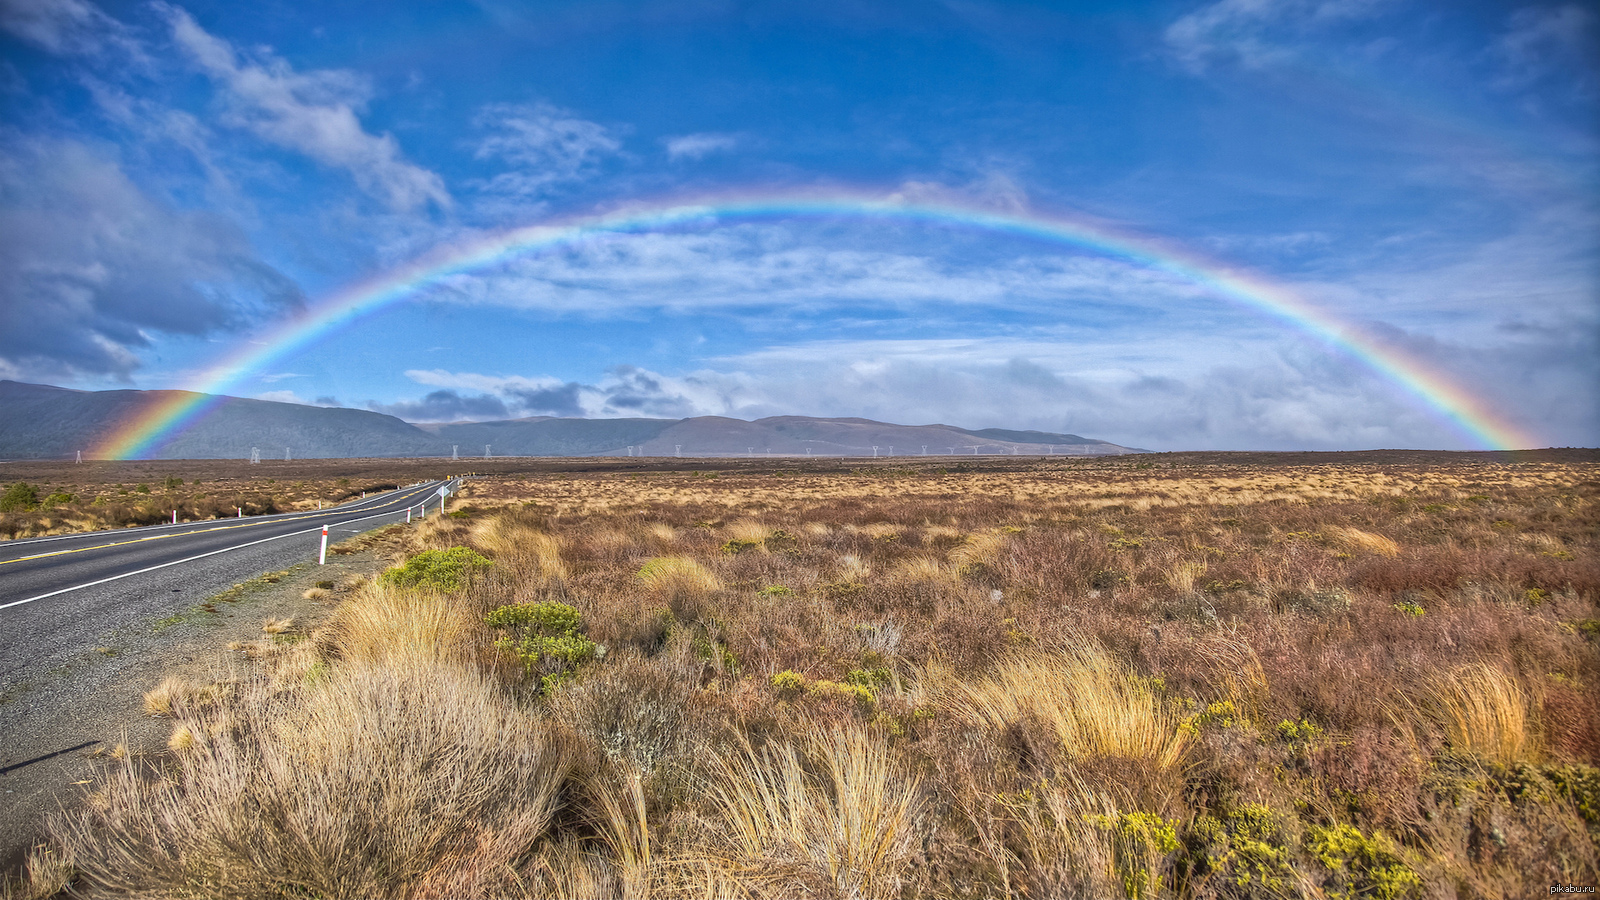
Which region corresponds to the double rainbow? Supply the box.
[94,194,1536,458]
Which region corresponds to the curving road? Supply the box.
[0,480,452,613]
[0,478,455,864]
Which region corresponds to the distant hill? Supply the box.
[0,380,1144,459]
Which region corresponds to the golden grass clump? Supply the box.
[301,587,331,601]
[646,522,677,543]
[261,617,294,634]
[142,676,193,717]
[326,580,480,669]
[700,724,927,899]
[1165,561,1206,595]
[950,532,1005,571]
[895,556,951,583]
[58,663,571,899]
[637,556,722,596]
[166,724,195,753]
[472,516,567,584]
[942,644,1190,771]
[1328,526,1401,557]
[837,553,871,582]
[1417,663,1540,765]
[724,518,771,543]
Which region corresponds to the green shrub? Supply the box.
[0,482,38,512]
[1187,804,1296,897]
[771,670,806,698]
[380,547,491,592]
[720,538,761,555]
[1089,811,1180,899]
[41,491,74,506]
[485,600,596,693]
[1392,599,1425,617]
[1306,823,1420,900]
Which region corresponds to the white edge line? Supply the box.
[0,494,440,613]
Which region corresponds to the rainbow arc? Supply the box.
[94,194,1536,458]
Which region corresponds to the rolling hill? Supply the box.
[0,381,1144,459]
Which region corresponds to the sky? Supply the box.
[0,0,1595,451]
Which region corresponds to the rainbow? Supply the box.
[94,193,1537,457]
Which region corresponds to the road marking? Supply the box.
[0,486,436,567]
[0,503,430,612]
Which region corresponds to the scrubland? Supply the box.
[8,455,1598,899]
[0,461,412,539]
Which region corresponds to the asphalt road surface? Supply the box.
[0,479,453,864]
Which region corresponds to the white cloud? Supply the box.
[420,224,1214,317]
[0,0,135,55]
[1492,5,1597,94]
[1164,0,1385,72]
[472,101,622,198]
[663,132,740,160]
[160,4,448,211]
[254,389,310,405]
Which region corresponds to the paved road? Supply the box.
[0,479,453,687]
[0,478,454,863]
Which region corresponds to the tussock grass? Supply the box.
[37,457,1600,898]
[326,580,480,669]
[474,514,567,585]
[1416,663,1540,765]
[724,518,771,543]
[950,532,1005,571]
[1328,526,1401,557]
[700,724,926,899]
[941,644,1190,771]
[58,662,570,899]
[894,556,951,583]
[261,616,294,634]
[637,556,722,596]
[141,675,192,717]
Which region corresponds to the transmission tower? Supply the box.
[250,447,261,464]
[452,445,458,460]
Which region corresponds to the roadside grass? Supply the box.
[26,457,1600,898]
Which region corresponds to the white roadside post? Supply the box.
[171,510,177,524]
[237,506,242,517]
[407,506,412,523]
[318,525,328,565]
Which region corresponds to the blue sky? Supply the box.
[0,0,1594,450]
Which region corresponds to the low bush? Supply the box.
[379,546,491,592]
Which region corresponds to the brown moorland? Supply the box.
[4,450,1597,899]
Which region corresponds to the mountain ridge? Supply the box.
[0,380,1146,459]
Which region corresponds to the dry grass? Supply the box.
[473,514,568,584]
[637,555,722,596]
[1328,525,1402,558]
[1414,663,1540,765]
[326,579,481,669]
[261,616,294,634]
[940,644,1190,771]
[141,675,192,717]
[35,455,1600,898]
[700,724,927,899]
[57,662,571,899]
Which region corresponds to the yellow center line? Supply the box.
[0,488,432,568]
